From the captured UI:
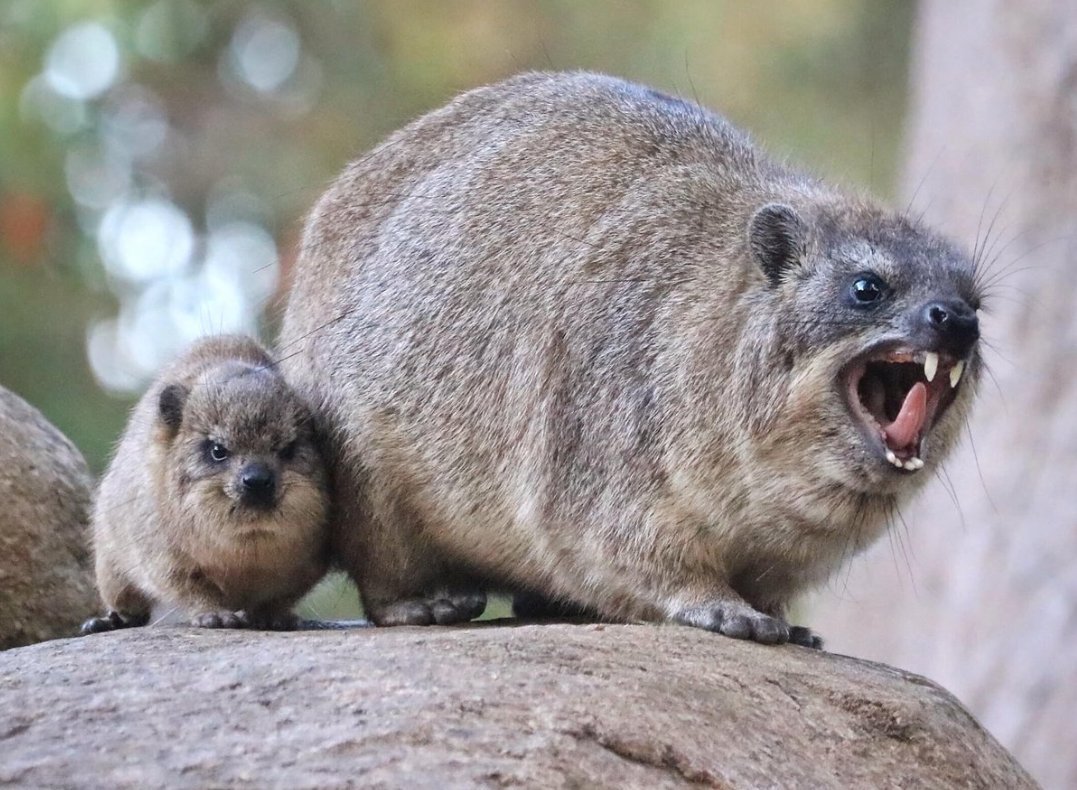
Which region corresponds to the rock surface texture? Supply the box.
[0,624,1034,788]
[0,385,96,649]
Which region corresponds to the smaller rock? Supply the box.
[0,385,96,649]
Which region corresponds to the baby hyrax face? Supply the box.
[157,362,328,539]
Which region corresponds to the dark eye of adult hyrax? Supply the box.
[849,273,888,306]
[278,72,982,646]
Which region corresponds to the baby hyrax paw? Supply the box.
[673,600,823,647]
[369,590,487,626]
[80,610,150,635]
[190,610,249,629]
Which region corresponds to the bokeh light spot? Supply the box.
[228,14,301,94]
[44,22,121,101]
[97,198,194,283]
[204,221,280,309]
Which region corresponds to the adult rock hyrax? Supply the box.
[82,335,330,633]
[280,72,982,645]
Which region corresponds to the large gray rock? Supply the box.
[0,623,1034,788]
[0,386,96,649]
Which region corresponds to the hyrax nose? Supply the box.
[239,462,276,506]
[920,298,979,357]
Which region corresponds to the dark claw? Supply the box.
[80,617,115,635]
[718,614,752,640]
[429,592,487,624]
[80,610,148,635]
[788,625,824,650]
[675,602,793,645]
[717,613,790,644]
[430,599,462,625]
[751,616,790,645]
[454,591,488,621]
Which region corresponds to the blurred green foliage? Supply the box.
[0,1,914,618]
[0,0,913,471]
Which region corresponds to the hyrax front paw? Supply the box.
[368,590,487,626]
[190,610,249,629]
[80,609,150,635]
[673,601,793,645]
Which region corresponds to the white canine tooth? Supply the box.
[903,459,917,471]
[885,450,900,467]
[923,352,939,383]
[950,360,965,388]
[912,458,925,470]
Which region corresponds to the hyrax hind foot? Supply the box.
[243,609,299,631]
[369,590,487,626]
[190,610,249,629]
[80,609,150,635]
[673,599,822,647]
[512,591,598,622]
[189,609,300,630]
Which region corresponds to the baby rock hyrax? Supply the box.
[281,72,982,646]
[82,335,329,632]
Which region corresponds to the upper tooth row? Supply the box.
[923,352,965,388]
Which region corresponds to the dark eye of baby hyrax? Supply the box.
[848,273,889,307]
[203,440,231,464]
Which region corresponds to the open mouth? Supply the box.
[843,347,966,472]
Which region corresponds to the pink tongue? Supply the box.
[884,382,927,450]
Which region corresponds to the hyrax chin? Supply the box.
[82,335,330,633]
[280,72,982,646]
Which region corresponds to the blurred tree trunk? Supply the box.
[814,1,1077,787]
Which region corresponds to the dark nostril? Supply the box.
[921,299,979,353]
[240,464,275,492]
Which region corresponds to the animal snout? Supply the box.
[920,298,979,357]
[239,462,276,507]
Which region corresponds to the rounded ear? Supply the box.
[157,383,188,437]
[749,203,805,286]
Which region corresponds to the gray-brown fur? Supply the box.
[84,335,329,632]
[280,72,982,643]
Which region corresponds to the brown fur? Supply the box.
[85,335,329,631]
[280,72,981,643]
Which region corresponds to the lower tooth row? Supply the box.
[885,450,924,471]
